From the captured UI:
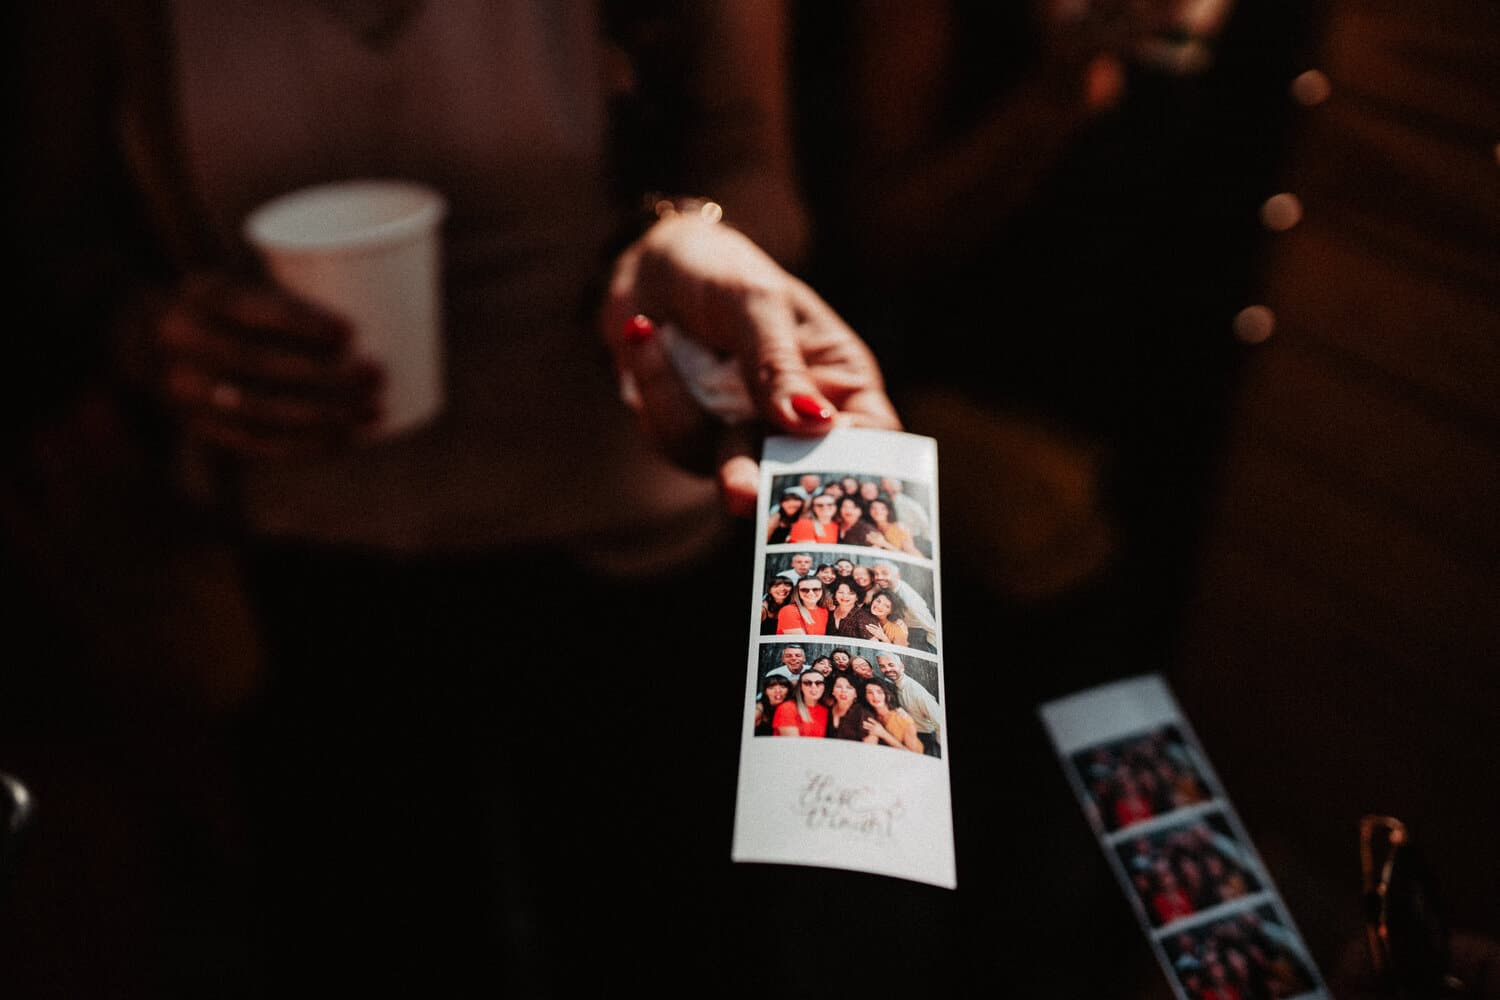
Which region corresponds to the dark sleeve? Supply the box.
[7,4,174,439]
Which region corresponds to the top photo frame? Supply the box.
[766,472,934,560]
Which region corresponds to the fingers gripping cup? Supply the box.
[245,180,447,437]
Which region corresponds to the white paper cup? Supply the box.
[244,180,447,437]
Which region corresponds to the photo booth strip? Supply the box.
[1040,675,1328,1000]
[732,429,955,889]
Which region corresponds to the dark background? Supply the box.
[756,637,940,699]
[3,1,1498,996]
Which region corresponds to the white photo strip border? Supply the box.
[732,429,955,888]
[1040,675,1329,1000]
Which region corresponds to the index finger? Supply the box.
[785,283,902,431]
[182,273,352,350]
[729,286,837,433]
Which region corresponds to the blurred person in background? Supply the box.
[5,1,898,993]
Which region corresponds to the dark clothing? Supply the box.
[829,604,881,641]
[240,530,754,994]
[828,703,874,742]
[760,601,791,636]
[754,699,782,737]
[838,520,887,548]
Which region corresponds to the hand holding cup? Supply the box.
[149,273,383,457]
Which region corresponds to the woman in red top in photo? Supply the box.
[826,675,871,742]
[774,673,829,737]
[754,675,792,737]
[1112,774,1155,829]
[836,496,893,549]
[788,493,839,544]
[760,577,795,636]
[776,578,830,635]
[1149,869,1196,926]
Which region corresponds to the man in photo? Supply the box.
[871,562,937,643]
[777,552,816,583]
[880,477,930,539]
[878,652,942,757]
[754,674,793,737]
[778,645,808,677]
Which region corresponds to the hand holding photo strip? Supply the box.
[734,429,954,889]
[1040,676,1329,1000]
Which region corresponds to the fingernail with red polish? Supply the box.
[624,314,655,344]
[791,393,833,422]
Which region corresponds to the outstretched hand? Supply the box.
[602,213,900,517]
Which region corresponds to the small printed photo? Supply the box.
[758,550,938,652]
[1070,725,1215,834]
[752,642,943,757]
[1116,812,1264,929]
[1162,904,1320,1000]
[767,472,934,558]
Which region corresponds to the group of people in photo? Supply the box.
[1120,817,1263,928]
[1073,727,1214,833]
[752,645,942,758]
[767,473,932,558]
[1165,909,1318,1000]
[760,550,937,652]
